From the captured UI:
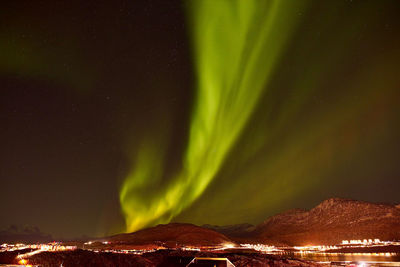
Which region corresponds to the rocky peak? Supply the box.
[254,198,400,245]
[313,198,358,210]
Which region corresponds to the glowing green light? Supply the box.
[119,0,307,232]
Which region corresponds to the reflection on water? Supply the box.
[276,251,400,266]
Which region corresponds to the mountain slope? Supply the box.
[254,198,400,245]
[105,223,234,247]
[0,225,53,243]
[202,223,255,238]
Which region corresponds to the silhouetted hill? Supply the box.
[105,223,235,247]
[202,223,255,238]
[0,225,53,243]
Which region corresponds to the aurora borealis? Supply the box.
[1,0,400,238]
[120,0,308,232]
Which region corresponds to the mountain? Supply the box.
[0,225,53,243]
[202,223,255,238]
[103,198,400,247]
[104,223,235,248]
[254,198,400,245]
[6,198,396,248]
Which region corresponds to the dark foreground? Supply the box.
[0,249,322,267]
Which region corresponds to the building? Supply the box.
[186,257,235,267]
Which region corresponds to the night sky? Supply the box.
[1,0,399,238]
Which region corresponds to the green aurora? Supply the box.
[119,0,309,232]
[119,0,399,232]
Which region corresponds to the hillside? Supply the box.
[254,198,400,245]
[104,223,234,247]
[202,223,255,238]
[0,225,53,243]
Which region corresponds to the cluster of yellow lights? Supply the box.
[240,243,279,252]
[342,239,381,245]
[18,258,32,267]
[294,245,339,251]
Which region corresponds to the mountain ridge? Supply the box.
[104,198,400,247]
[2,198,399,247]
[253,197,400,245]
[103,223,235,248]
[192,198,400,246]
